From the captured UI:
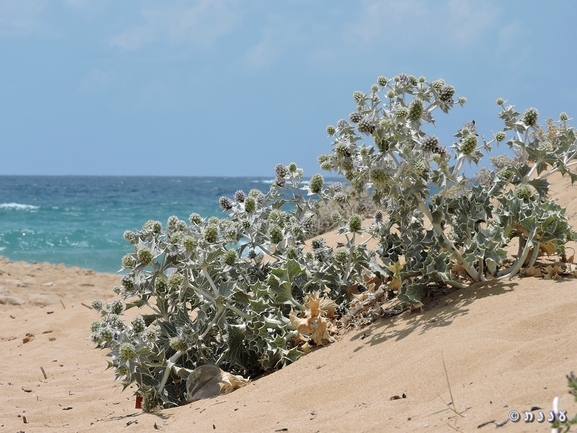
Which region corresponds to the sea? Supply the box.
[0,176,281,273]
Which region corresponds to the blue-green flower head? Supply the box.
[90,320,102,332]
[183,235,196,250]
[408,98,424,121]
[286,247,299,260]
[108,299,124,315]
[169,336,188,353]
[349,215,362,232]
[121,275,135,291]
[334,250,348,263]
[460,134,478,155]
[189,213,202,225]
[377,76,388,86]
[167,216,179,230]
[131,316,146,333]
[422,135,439,151]
[112,286,122,295]
[326,125,336,136]
[99,327,114,343]
[288,162,298,172]
[207,216,219,225]
[331,211,342,223]
[430,80,444,91]
[418,76,426,83]
[269,225,283,244]
[560,112,569,122]
[495,131,506,142]
[204,225,218,243]
[154,276,168,294]
[349,112,363,123]
[137,247,153,264]
[223,250,237,266]
[168,272,184,290]
[219,196,233,211]
[358,117,376,134]
[309,173,324,194]
[353,90,365,103]
[123,230,137,244]
[336,119,349,130]
[275,163,288,178]
[386,90,395,99]
[439,85,455,102]
[320,160,333,171]
[310,237,326,250]
[244,196,256,212]
[395,107,409,119]
[122,254,136,269]
[370,167,388,184]
[119,342,137,360]
[496,97,505,106]
[370,84,379,93]
[522,107,539,127]
[91,299,103,312]
[274,176,286,188]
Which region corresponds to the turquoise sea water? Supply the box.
[0,176,276,272]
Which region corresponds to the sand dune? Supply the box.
[1,172,577,432]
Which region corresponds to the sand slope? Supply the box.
[1,172,577,433]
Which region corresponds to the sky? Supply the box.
[1,0,576,177]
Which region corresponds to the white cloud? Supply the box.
[109,0,241,51]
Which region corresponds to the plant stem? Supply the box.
[157,351,182,399]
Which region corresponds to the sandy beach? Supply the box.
[2,172,577,432]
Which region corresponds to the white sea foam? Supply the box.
[0,202,40,211]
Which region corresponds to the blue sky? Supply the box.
[1,0,576,177]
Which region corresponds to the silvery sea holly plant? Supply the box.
[90,73,577,411]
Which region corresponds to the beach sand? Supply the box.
[1,172,577,432]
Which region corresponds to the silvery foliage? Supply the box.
[89,164,371,410]
[321,74,577,305]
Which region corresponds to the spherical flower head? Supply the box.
[189,213,202,225]
[496,97,505,106]
[523,108,539,127]
[305,251,314,261]
[131,316,146,333]
[122,254,136,269]
[386,90,395,99]
[91,299,103,312]
[204,225,218,243]
[241,220,251,230]
[275,163,288,178]
[183,235,196,250]
[515,185,533,201]
[119,342,137,361]
[219,196,233,211]
[269,225,283,244]
[430,80,444,91]
[395,106,409,119]
[408,98,424,121]
[432,153,443,164]
[90,320,102,332]
[418,76,426,83]
[320,160,333,171]
[168,272,184,290]
[288,162,298,172]
[460,134,478,155]
[108,299,124,315]
[349,215,362,232]
[326,125,336,136]
[349,111,363,123]
[422,135,439,151]
[274,176,286,188]
[336,119,349,131]
[167,216,179,231]
[334,192,347,204]
[370,167,388,184]
[99,327,114,343]
[145,328,158,342]
[137,247,153,264]
[495,131,506,142]
[176,220,187,232]
[334,251,348,263]
[560,112,569,122]
[374,210,383,223]
[286,247,298,260]
[375,137,389,153]
[223,250,237,266]
[112,285,122,295]
[341,159,354,171]
[439,85,455,102]
[244,196,256,212]
[154,276,168,294]
[353,90,365,103]
[122,275,135,291]
[377,76,388,86]
[458,96,467,105]
[309,173,324,194]
[313,247,330,262]
[123,230,137,244]
[310,237,326,250]
[331,211,341,223]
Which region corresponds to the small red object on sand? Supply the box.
[135,395,143,409]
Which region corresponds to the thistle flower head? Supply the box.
[422,135,439,151]
[122,254,136,269]
[154,276,168,294]
[377,76,388,86]
[395,106,409,119]
[349,111,363,123]
[288,162,298,172]
[430,79,444,91]
[123,230,137,244]
[353,90,365,103]
[336,119,349,130]
[349,215,362,232]
[168,272,184,289]
[495,131,506,142]
[204,225,218,243]
[269,225,283,244]
[326,125,336,136]
[309,173,324,194]
[374,210,383,223]
[439,85,455,102]
[108,299,124,315]
[189,213,202,225]
[131,316,146,333]
[91,299,103,311]
[119,342,137,360]
[137,247,153,264]
[408,98,424,121]
[122,275,135,291]
[244,196,256,212]
[386,90,395,99]
[310,237,326,250]
[522,107,539,127]
[223,250,237,266]
[90,320,102,332]
[219,196,233,211]
[460,134,478,155]
[169,336,188,353]
[274,176,286,188]
[496,97,505,106]
[560,112,569,122]
[275,163,288,178]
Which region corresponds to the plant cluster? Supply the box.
[91,73,577,410]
